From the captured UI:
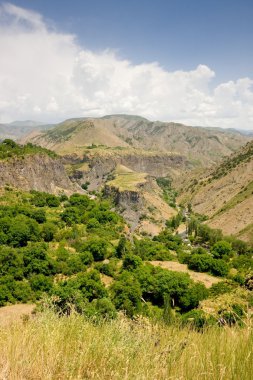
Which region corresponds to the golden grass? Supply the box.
[0,311,252,379]
[0,304,35,327]
[107,171,147,191]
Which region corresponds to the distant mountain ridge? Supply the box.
[21,115,251,167]
[0,120,53,141]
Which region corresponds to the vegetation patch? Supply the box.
[156,177,177,208]
[107,170,147,191]
[0,140,57,160]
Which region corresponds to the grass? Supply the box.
[0,311,252,379]
[107,170,147,191]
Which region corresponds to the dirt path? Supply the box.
[0,304,35,327]
[149,261,222,288]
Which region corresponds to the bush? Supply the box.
[231,255,253,271]
[134,238,172,260]
[61,207,85,225]
[181,310,208,329]
[84,298,117,319]
[31,192,60,208]
[80,251,94,266]
[41,222,57,242]
[209,281,234,297]
[212,240,232,259]
[188,254,213,272]
[178,282,208,311]
[110,272,142,317]
[123,254,143,271]
[29,274,53,294]
[68,194,91,208]
[52,271,107,314]
[79,238,108,262]
[209,259,229,277]
[188,254,229,277]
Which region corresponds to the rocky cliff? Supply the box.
[65,149,188,191]
[0,154,81,195]
[104,173,176,234]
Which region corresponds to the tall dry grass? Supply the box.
[0,311,252,380]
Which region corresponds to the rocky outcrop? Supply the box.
[68,152,188,190]
[104,185,143,230]
[0,154,82,195]
[104,176,176,233]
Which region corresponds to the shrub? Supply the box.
[212,240,232,259]
[188,254,213,272]
[79,238,108,261]
[41,222,57,242]
[123,254,143,271]
[210,259,229,277]
[110,271,142,317]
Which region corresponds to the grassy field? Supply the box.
[107,169,147,191]
[0,311,252,380]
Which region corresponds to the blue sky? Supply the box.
[8,0,253,83]
[0,0,252,129]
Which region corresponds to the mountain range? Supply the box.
[1,114,252,239]
[21,115,250,166]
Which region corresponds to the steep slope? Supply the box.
[66,147,188,190]
[179,141,253,242]
[0,141,81,194]
[22,115,250,166]
[20,115,251,235]
[104,164,176,233]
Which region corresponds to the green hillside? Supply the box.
[0,187,252,326]
[0,139,57,160]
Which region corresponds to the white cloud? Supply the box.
[0,3,252,130]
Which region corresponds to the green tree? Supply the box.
[80,238,108,261]
[111,272,142,317]
[122,254,142,271]
[212,240,232,259]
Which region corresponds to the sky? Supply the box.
[0,0,253,129]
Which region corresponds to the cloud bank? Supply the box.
[0,3,252,129]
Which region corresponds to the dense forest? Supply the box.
[0,182,252,328]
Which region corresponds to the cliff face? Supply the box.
[104,176,176,234]
[67,151,188,191]
[0,154,81,195]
